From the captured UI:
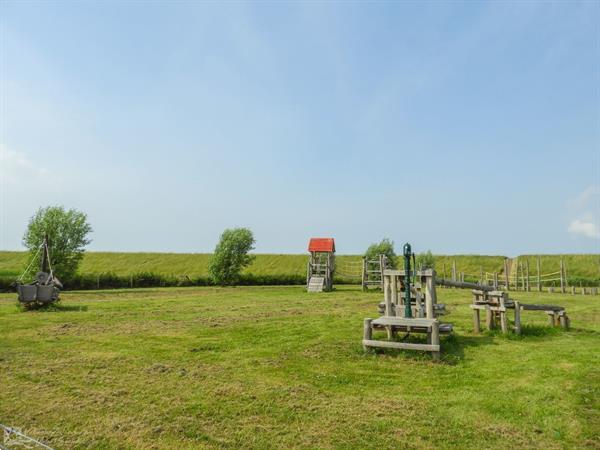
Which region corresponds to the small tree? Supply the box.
[416,250,435,270]
[22,206,92,281]
[364,238,397,268]
[208,228,255,285]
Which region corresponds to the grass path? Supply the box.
[1,286,599,449]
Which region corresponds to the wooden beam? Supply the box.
[362,339,440,352]
[363,318,372,351]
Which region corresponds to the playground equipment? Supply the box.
[470,289,570,334]
[363,244,452,360]
[361,254,390,291]
[16,235,62,307]
[306,238,335,292]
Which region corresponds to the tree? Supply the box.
[22,206,92,281]
[416,250,435,270]
[364,238,397,268]
[208,228,255,285]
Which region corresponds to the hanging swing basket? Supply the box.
[16,236,62,307]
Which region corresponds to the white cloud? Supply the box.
[0,145,49,184]
[567,186,600,240]
[568,219,600,239]
[569,185,600,209]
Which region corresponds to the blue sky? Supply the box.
[1,1,599,255]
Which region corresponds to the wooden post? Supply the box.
[486,307,494,330]
[560,258,565,294]
[525,259,530,292]
[379,254,384,290]
[537,256,541,292]
[480,266,483,286]
[548,313,555,326]
[424,270,436,320]
[514,301,521,335]
[473,308,481,333]
[97,274,100,290]
[390,273,398,316]
[384,275,392,316]
[361,257,366,291]
[363,318,372,351]
[452,260,457,282]
[431,321,440,361]
[443,262,447,280]
[571,286,575,295]
[494,272,499,290]
[130,275,133,288]
[504,259,510,291]
[500,294,508,334]
[559,313,568,330]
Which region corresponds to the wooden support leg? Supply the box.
[486,308,494,330]
[559,313,568,330]
[387,326,393,340]
[500,310,508,334]
[431,321,440,361]
[547,313,556,327]
[473,308,481,333]
[514,301,521,335]
[363,318,372,351]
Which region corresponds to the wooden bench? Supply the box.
[471,290,570,334]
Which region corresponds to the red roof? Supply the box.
[308,238,335,253]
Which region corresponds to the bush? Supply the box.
[208,228,255,286]
[364,238,397,268]
[416,250,435,270]
[22,206,92,282]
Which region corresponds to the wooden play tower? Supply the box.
[306,238,335,292]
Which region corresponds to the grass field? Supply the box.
[2,251,597,281]
[1,286,598,449]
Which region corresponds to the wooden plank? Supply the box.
[520,304,565,312]
[372,317,436,327]
[362,339,440,352]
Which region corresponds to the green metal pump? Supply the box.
[403,243,413,318]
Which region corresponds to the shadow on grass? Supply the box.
[364,330,497,365]
[18,302,88,312]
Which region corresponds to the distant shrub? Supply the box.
[208,228,255,286]
[416,250,435,270]
[364,239,397,268]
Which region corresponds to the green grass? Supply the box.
[1,286,598,448]
[518,254,600,279]
[4,251,595,277]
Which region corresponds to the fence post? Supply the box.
[452,260,457,282]
[480,266,483,286]
[361,257,366,291]
[560,258,565,294]
[525,259,530,292]
[504,259,510,291]
[494,272,498,290]
[130,274,133,288]
[537,256,541,292]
